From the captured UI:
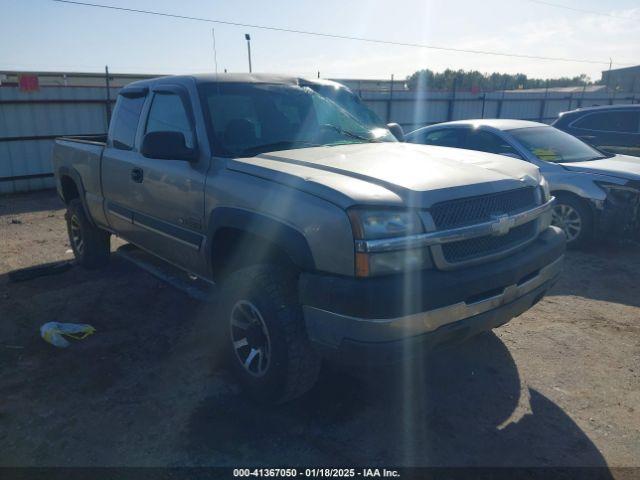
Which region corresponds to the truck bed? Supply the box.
[52,135,108,226]
[57,134,107,145]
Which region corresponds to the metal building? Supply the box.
[601,65,640,93]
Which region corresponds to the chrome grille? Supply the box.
[430,187,537,229]
[441,221,537,263]
[429,187,540,267]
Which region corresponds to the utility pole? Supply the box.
[211,28,218,75]
[245,33,252,73]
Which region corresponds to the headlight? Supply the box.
[537,176,553,231]
[539,176,551,202]
[348,208,423,240]
[348,208,429,276]
[359,248,433,276]
[595,181,640,204]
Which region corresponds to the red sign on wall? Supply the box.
[18,74,40,92]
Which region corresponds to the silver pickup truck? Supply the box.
[53,74,565,403]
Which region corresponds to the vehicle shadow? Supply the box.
[0,255,613,471]
[187,333,611,470]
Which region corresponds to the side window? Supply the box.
[573,111,640,133]
[111,95,146,150]
[465,130,523,158]
[420,129,466,148]
[145,93,194,148]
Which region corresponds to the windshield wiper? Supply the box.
[319,124,379,143]
[239,140,321,156]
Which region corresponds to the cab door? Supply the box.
[102,86,150,248]
[128,85,210,276]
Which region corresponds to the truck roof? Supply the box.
[123,73,346,89]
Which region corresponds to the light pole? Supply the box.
[245,33,252,73]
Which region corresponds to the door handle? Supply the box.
[131,168,144,183]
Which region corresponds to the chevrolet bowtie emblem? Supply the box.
[490,214,514,236]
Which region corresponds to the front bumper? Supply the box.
[593,191,640,239]
[300,226,565,364]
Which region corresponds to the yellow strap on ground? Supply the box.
[62,327,96,340]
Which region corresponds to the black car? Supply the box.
[552,104,640,157]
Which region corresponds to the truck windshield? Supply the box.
[199,83,396,157]
[304,83,384,126]
[510,126,610,163]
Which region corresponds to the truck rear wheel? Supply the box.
[218,265,321,404]
[65,199,111,269]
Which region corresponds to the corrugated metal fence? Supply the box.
[0,85,638,194]
[0,86,119,194]
[360,90,639,133]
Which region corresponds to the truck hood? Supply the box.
[558,154,640,181]
[227,143,541,208]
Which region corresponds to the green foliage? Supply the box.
[406,69,593,91]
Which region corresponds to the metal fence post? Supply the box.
[538,81,549,122]
[447,76,457,121]
[104,65,112,125]
[386,74,394,122]
[481,93,486,119]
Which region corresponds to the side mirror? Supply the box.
[141,131,197,161]
[387,123,405,142]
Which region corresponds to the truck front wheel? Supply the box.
[65,199,111,269]
[218,265,321,404]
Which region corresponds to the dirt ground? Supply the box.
[0,190,639,470]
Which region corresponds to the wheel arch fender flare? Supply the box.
[205,207,316,272]
[57,166,96,227]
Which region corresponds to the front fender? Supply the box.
[205,207,316,272]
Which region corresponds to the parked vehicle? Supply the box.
[406,120,640,246]
[53,75,564,403]
[552,104,640,158]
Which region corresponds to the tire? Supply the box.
[551,193,593,248]
[217,265,321,404]
[65,198,111,269]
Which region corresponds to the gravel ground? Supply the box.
[0,190,639,470]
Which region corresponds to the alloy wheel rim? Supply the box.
[230,300,272,377]
[70,215,84,255]
[552,204,582,243]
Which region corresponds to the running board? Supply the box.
[116,244,216,302]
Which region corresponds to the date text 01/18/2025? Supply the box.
[233,468,401,478]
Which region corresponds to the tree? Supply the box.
[406,69,593,91]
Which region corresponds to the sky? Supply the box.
[1,0,639,82]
